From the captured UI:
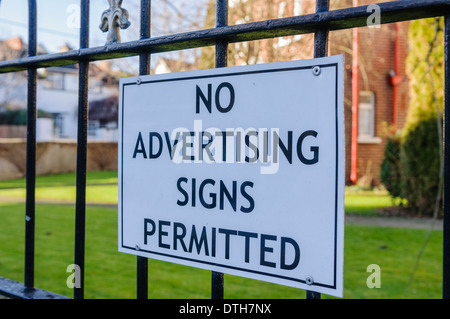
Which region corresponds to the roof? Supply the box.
[88,95,118,124]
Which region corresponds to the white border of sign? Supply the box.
[118,55,345,297]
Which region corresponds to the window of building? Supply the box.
[294,0,302,16]
[45,73,64,90]
[358,91,381,143]
[88,120,100,136]
[53,113,65,138]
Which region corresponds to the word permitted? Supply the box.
[143,218,301,270]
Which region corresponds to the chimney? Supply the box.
[6,37,25,51]
[58,43,74,52]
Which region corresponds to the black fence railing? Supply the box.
[0,0,449,299]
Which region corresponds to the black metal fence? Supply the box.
[0,0,449,299]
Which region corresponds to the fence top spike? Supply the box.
[99,0,131,45]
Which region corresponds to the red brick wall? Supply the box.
[332,20,410,186]
[0,125,26,138]
[227,0,411,186]
[0,140,118,180]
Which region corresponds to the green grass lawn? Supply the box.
[0,171,393,216]
[0,172,444,299]
[345,187,395,216]
[0,171,118,204]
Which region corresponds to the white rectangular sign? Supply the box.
[118,55,345,297]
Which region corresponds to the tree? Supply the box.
[404,18,444,130]
[199,0,314,69]
[399,17,444,217]
[96,0,210,75]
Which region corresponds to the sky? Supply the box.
[0,0,208,71]
[0,0,109,52]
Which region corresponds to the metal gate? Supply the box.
[0,0,449,299]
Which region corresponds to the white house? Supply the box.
[0,38,120,141]
[36,64,118,140]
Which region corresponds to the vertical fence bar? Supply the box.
[313,0,329,58]
[24,0,37,290]
[215,0,228,68]
[307,0,329,300]
[211,0,228,300]
[136,0,151,300]
[74,0,90,300]
[444,15,450,300]
[350,0,359,185]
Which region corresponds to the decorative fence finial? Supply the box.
[99,0,131,45]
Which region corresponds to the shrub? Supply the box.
[0,109,27,125]
[400,117,442,217]
[380,135,402,201]
[388,17,444,218]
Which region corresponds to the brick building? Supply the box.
[1,1,411,185]
[343,21,410,186]
[222,0,410,186]
[329,2,410,186]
